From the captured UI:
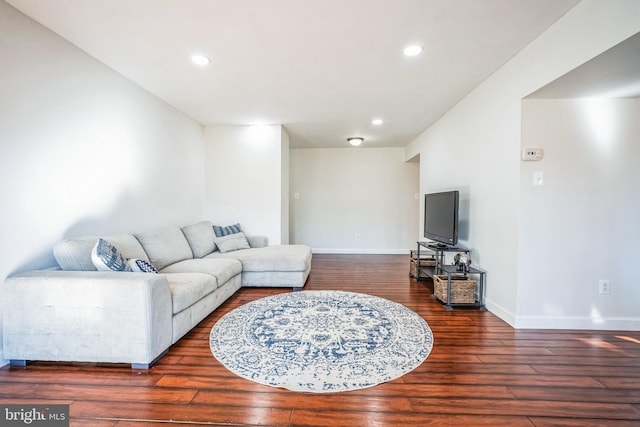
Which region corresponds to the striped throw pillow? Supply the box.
[213,223,243,237]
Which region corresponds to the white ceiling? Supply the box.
[7,0,580,148]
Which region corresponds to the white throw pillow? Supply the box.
[91,238,132,272]
[214,232,250,253]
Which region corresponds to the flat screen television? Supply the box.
[424,190,459,247]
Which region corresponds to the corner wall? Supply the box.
[406,0,640,327]
[0,2,206,364]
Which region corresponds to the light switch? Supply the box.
[533,171,543,186]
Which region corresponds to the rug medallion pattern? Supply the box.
[210,290,433,392]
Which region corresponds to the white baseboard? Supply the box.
[482,300,640,330]
[484,298,516,327]
[311,248,410,255]
[485,298,640,330]
[514,315,640,331]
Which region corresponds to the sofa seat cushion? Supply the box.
[163,273,217,315]
[160,258,242,288]
[206,245,311,273]
[135,227,193,270]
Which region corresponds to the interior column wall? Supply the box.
[203,125,288,244]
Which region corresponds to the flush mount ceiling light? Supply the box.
[403,44,423,57]
[347,137,364,146]
[371,118,383,125]
[191,54,211,66]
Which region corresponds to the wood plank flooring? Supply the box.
[1,254,639,426]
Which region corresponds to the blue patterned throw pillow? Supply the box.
[91,238,132,272]
[127,258,159,273]
[213,223,243,237]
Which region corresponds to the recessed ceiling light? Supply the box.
[403,44,423,57]
[371,118,383,125]
[191,54,211,66]
[347,137,364,146]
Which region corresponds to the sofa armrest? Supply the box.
[2,270,173,366]
[246,235,268,248]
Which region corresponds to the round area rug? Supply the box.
[209,290,433,393]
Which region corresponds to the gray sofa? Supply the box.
[2,221,312,369]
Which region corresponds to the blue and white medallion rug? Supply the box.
[209,290,434,393]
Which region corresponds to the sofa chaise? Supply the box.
[2,221,312,369]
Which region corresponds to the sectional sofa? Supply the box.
[1,221,312,368]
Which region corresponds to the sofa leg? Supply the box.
[131,348,169,369]
[10,360,27,367]
[131,363,151,370]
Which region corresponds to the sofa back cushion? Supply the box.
[135,227,193,270]
[54,233,149,271]
[107,233,151,260]
[54,236,100,271]
[181,221,216,258]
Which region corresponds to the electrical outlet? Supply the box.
[599,279,610,294]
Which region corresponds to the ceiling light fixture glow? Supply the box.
[191,54,211,66]
[347,137,364,146]
[371,118,383,125]
[403,44,423,57]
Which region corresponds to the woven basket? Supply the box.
[433,274,476,304]
[410,257,435,278]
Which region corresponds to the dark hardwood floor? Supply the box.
[1,254,639,426]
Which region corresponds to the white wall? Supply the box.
[0,2,206,364]
[518,98,639,329]
[290,147,419,253]
[203,125,289,244]
[405,0,640,328]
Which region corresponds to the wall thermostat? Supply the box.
[522,148,543,161]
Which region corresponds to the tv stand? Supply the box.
[418,241,469,275]
[415,241,486,310]
[428,243,451,250]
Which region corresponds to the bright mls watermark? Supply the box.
[1,405,69,426]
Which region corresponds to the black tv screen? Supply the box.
[424,190,459,247]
